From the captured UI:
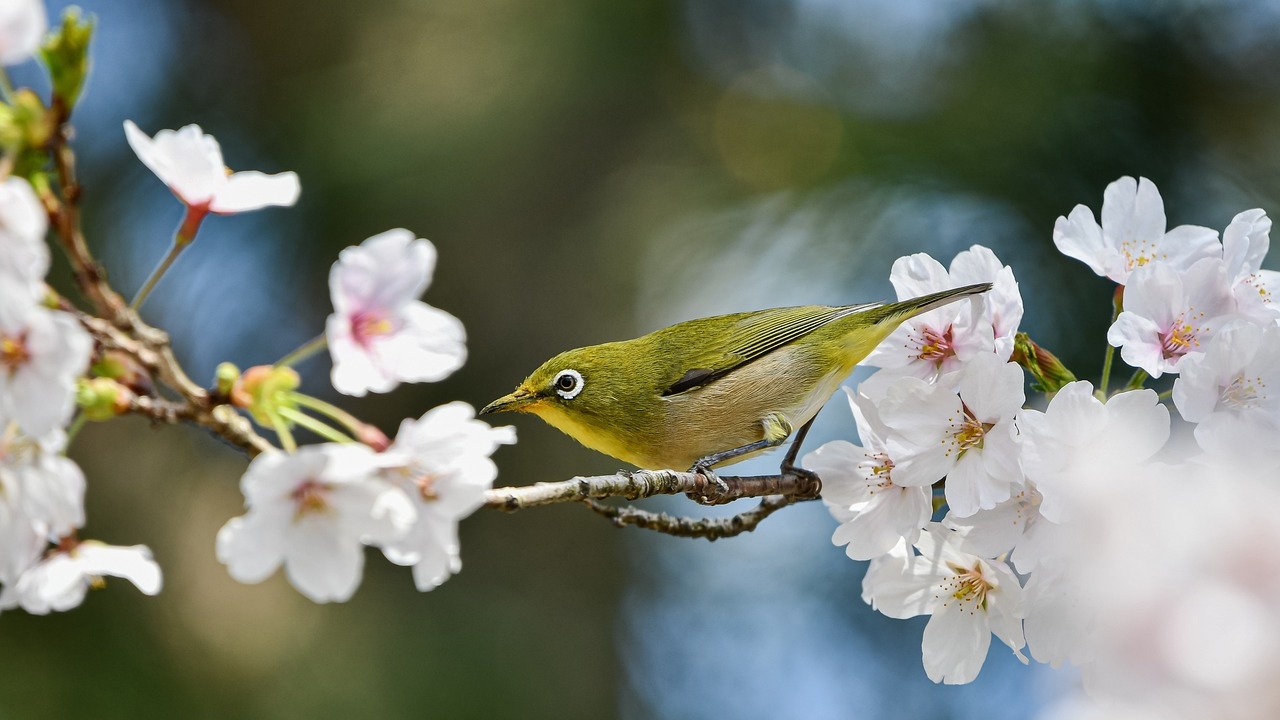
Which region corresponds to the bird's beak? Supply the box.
[480,388,538,415]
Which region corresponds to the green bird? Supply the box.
[480,282,991,475]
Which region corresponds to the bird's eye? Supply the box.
[553,369,584,400]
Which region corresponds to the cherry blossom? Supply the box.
[216,444,416,603]
[1052,176,1219,284]
[863,245,1020,381]
[943,485,1057,572]
[1020,564,1093,669]
[803,388,931,561]
[0,300,93,438]
[1219,208,1280,322]
[377,402,515,591]
[1172,320,1280,461]
[862,524,1025,684]
[1018,382,1168,523]
[0,0,46,66]
[874,353,1025,517]
[326,229,467,396]
[1106,257,1237,378]
[12,540,162,614]
[123,120,300,218]
[0,421,85,540]
[0,176,50,302]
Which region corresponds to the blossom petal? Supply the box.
[283,515,364,603]
[215,513,287,585]
[922,601,991,684]
[75,542,163,596]
[210,170,301,213]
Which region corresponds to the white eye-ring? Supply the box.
[553,369,584,400]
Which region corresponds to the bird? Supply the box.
[480,282,991,476]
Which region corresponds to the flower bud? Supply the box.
[1012,332,1078,394]
[76,377,132,421]
[231,364,300,427]
[214,362,240,397]
[39,8,94,112]
[91,350,153,395]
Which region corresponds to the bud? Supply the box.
[1012,332,1078,394]
[214,362,240,397]
[0,89,53,152]
[230,364,300,427]
[91,350,154,395]
[39,8,94,113]
[76,377,132,421]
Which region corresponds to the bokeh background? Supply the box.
[4,0,1280,717]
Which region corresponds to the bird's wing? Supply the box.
[661,302,879,396]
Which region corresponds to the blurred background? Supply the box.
[4,0,1280,717]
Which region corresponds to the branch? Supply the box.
[483,468,820,539]
[46,122,129,322]
[484,468,820,511]
[582,495,795,540]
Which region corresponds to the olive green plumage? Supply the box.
[480,283,991,471]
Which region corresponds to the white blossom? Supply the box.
[1220,208,1280,322]
[0,0,46,66]
[1173,320,1280,461]
[1106,257,1237,378]
[123,120,300,215]
[943,485,1057,572]
[0,176,50,303]
[803,388,931,561]
[1018,382,1168,524]
[216,444,416,603]
[862,524,1025,684]
[864,245,1021,381]
[1021,564,1093,669]
[378,402,515,591]
[875,354,1025,517]
[326,229,467,396]
[13,540,162,614]
[0,300,93,438]
[1052,176,1219,284]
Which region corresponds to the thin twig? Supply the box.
[582,495,796,540]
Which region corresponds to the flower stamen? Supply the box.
[291,479,332,518]
[0,332,30,374]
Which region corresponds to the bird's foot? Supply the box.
[780,460,822,499]
[687,462,730,504]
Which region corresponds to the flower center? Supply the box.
[941,562,994,611]
[415,471,442,501]
[0,332,30,374]
[351,311,394,348]
[1160,311,1207,359]
[946,404,991,458]
[914,325,955,365]
[1241,273,1273,303]
[291,479,332,518]
[1120,238,1165,271]
[862,452,895,492]
[1222,373,1266,410]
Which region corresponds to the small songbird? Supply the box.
[480,283,991,475]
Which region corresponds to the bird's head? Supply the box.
[480,346,614,423]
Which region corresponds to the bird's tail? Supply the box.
[861,282,992,326]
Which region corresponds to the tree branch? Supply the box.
[483,469,820,539]
[582,495,796,540]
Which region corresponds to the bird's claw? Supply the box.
[688,463,730,504]
[781,462,822,498]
